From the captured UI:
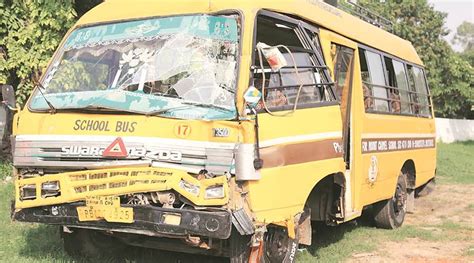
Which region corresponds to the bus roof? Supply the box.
[76,0,423,65]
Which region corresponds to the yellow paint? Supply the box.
[15,167,229,209]
[12,0,436,237]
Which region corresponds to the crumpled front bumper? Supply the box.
[12,202,232,239]
[15,167,229,209]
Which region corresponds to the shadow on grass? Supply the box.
[19,224,226,263]
[306,208,376,257]
[458,140,474,146]
[125,248,227,263]
[17,210,379,262]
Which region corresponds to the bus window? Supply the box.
[392,60,412,114]
[407,65,431,117]
[331,44,354,122]
[383,57,412,114]
[332,44,354,100]
[253,16,334,111]
[359,49,389,112]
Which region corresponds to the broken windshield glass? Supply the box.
[29,14,240,120]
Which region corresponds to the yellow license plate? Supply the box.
[77,196,133,223]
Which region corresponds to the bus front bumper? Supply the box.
[12,202,232,239]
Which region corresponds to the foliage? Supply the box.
[47,60,108,93]
[431,52,473,119]
[453,21,474,67]
[357,0,473,119]
[0,0,102,106]
[0,0,77,105]
[452,21,474,52]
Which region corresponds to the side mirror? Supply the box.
[1,85,18,111]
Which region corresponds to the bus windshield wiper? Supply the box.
[34,81,56,114]
[46,105,140,114]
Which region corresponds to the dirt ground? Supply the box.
[348,184,474,263]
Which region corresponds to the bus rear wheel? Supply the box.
[373,172,408,229]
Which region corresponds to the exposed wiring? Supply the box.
[256,43,304,117]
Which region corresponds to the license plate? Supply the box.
[77,196,133,223]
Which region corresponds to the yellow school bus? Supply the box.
[5,0,436,262]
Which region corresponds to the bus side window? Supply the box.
[407,65,431,117]
[383,57,412,114]
[359,49,389,112]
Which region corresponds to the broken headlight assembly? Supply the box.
[19,181,61,200]
[178,180,200,196]
[204,185,225,199]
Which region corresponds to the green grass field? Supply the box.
[435,141,473,184]
[0,141,472,262]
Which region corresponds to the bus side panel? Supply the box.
[359,114,436,205]
[246,158,344,223]
[246,105,346,223]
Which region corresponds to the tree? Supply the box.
[452,21,474,52]
[0,0,77,104]
[357,0,473,119]
[453,21,474,67]
[0,0,102,105]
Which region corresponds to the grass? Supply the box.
[0,161,12,181]
[436,141,474,184]
[296,216,456,262]
[466,245,474,257]
[0,141,472,262]
[468,203,474,210]
[0,181,73,262]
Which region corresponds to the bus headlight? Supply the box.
[20,184,37,200]
[179,180,200,196]
[19,181,61,200]
[41,181,60,198]
[205,185,225,199]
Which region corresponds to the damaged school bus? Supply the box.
[5,0,437,262]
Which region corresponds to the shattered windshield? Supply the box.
[29,15,240,120]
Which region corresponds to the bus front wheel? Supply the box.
[262,226,299,263]
[229,226,299,263]
[373,172,408,229]
[62,227,127,260]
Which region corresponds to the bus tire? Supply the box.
[262,226,299,263]
[62,228,126,260]
[373,172,408,229]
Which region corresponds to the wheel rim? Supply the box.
[392,183,406,216]
[265,227,290,262]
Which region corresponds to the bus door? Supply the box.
[246,11,344,218]
[319,30,362,218]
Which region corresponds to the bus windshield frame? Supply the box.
[28,13,241,121]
